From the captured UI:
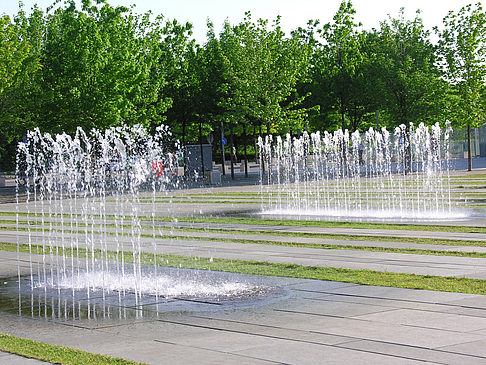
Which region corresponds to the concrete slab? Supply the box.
[0,352,47,364]
[0,173,485,364]
[232,340,424,365]
[354,308,486,332]
[321,284,479,303]
[1,277,485,364]
[320,319,485,349]
[438,338,486,358]
[340,340,486,365]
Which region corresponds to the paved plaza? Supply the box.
[0,169,485,364]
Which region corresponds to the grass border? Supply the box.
[0,333,144,365]
[2,211,486,234]
[4,223,486,259]
[4,219,486,250]
[2,242,486,295]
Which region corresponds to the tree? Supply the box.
[0,8,42,169]
[318,0,363,131]
[217,13,312,136]
[371,9,444,129]
[438,2,486,171]
[39,0,169,133]
[158,18,201,145]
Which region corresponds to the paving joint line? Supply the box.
[303,296,486,319]
[152,339,283,364]
[309,328,486,361]
[293,289,486,309]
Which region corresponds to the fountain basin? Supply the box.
[0,267,288,321]
[260,208,472,221]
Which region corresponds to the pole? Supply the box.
[221,121,226,175]
[467,122,472,172]
[230,128,235,180]
[199,122,205,177]
[243,125,248,178]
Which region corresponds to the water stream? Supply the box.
[258,122,468,220]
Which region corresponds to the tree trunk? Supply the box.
[182,120,186,170]
[182,120,187,146]
[260,123,265,174]
[467,122,472,172]
[253,125,257,163]
[405,123,412,174]
[340,101,346,131]
[243,124,248,178]
[230,127,235,180]
[199,121,205,177]
[220,121,226,176]
[341,106,347,176]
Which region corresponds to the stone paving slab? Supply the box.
[438,338,486,358]
[1,263,486,364]
[354,308,486,332]
[163,222,486,242]
[339,340,485,365]
[231,340,422,365]
[320,283,480,302]
[1,177,486,363]
[0,352,48,364]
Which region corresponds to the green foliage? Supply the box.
[308,1,378,132]
[437,2,486,128]
[437,2,486,170]
[319,0,363,130]
[215,12,313,134]
[369,9,445,127]
[0,10,42,169]
[39,1,170,133]
[1,0,486,168]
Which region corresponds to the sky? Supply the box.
[1,0,476,43]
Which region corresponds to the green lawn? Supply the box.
[0,333,144,365]
[2,242,486,295]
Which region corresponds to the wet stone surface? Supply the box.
[0,268,290,322]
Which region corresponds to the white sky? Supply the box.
[1,0,476,42]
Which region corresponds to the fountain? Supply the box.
[10,121,469,321]
[13,125,275,320]
[258,122,469,220]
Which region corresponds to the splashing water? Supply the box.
[15,125,267,306]
[34,267,267,299]
[258,122,468,220]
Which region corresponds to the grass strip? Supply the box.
[449,174,486,179]
[136,199,258,205]
[2,242,486,295]
[4,219,486,251]
[156,216,486,234]
[0,216,486,247]
[0,333,143,365]
[4,222,486,258]
[2,211,486,234]
[5,218,486,249]
[185,191,486,198]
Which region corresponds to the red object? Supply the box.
[152,161,164,177]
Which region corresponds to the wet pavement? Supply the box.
[1,270,486,364]
[0,170,486,364]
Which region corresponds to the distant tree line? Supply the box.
[1,0,485,170]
